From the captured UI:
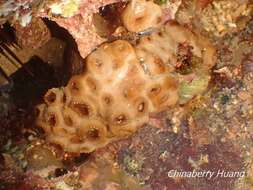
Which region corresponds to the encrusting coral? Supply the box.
[121,0,163,32]
[36,23,216,153]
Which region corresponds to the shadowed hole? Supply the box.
[87,128,100,140]
[45,91,56,104]
[70,81,80,92]
[154,57,165,69]
[95,59,103,67]
[104,97,111,104]
[138,102,145,112]
[64,115,73,126]
[114,114,127,125]
[135,16,144,23]
[71,103,90,117]
[62,93,67,103]
[160,94,169,103]
[35,107,41,117]
[158,31,163,37]
[103,94,113,105]
[70,136,83,143]
[150,85,161,95]
[86,77,97,91]
[48,114,57,127]
[156,16,161,24]
[147,36,152,41]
